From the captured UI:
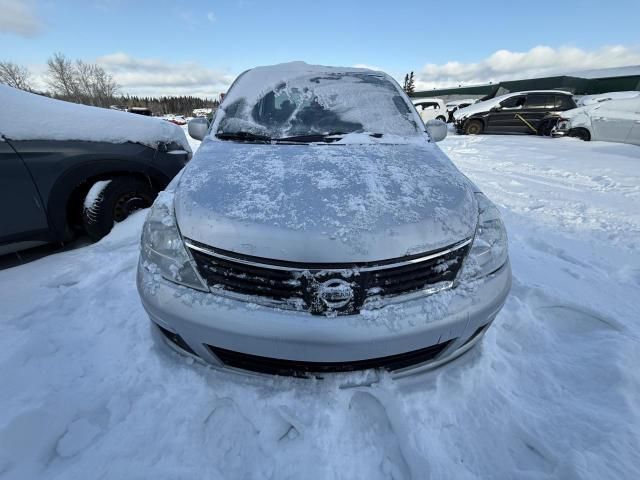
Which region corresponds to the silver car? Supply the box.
[136,62,511,378]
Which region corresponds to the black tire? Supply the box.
[82,177,156,241]
[568,128,591,141]
[464,119,483,135]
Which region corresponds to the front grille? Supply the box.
[187,237,470,315]
[207,340,454,377]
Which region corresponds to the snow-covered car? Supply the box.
[553,97,640,145]
[412,98,447,124]
[576,91,640,107]
[136,62,511,378]
[0,85,192,253]
[453,91,576,136]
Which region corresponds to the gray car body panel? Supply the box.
[175,138,478,263]
[0,138,188,246]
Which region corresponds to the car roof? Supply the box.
[503,90,573,96]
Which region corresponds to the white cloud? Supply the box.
[0,0,41,37]
[96,52,234,98]
[352,63,384,72]
[415,45,640,91]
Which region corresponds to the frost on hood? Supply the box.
[0,85,191,151]
[212,62,423,139]
[175,139,477,261]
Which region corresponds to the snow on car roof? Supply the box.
[0,85,190,151]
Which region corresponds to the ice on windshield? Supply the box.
[212,63,422,139]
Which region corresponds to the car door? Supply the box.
[519,94,553,134]
[0,140,49,241]
[485,95,526,133]
[591,100,635,143]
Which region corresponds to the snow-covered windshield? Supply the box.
[215,69,421,139]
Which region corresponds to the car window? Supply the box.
[525,95,553,109]
[554,95,575,110]
[500,95,526,109]
[217,72,421,138]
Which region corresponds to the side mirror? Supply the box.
[490,106,502,112]
[425,119,447,143]
[188,118,209,141]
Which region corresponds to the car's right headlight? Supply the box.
[462,193,509,279]
[140,192,208,291]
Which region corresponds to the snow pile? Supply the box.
[1,133,640,479]
[0,85,191,151]
[576,91,640,106]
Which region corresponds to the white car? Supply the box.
[553,97,640,145]
[576,91,640,107]
[412,98,447,123]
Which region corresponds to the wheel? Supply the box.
[464,119,483,135]
[82,177,156,241]
[436,115,447,122]
[568,128,590,141]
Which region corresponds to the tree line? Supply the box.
[0,53,219,116]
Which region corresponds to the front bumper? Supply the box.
[137,260,511,378]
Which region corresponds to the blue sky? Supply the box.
[2,0,639,97]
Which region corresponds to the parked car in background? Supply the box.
[412,98,447,124]
[162,114,187,126]
[128,107,153,116]
[454,91,577,136]
[137,62,511,378]
[445,99,477,123]
[0,85,192,254]
[576,91,640,107]
[553,97,640,145]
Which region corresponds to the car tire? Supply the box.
[464,120,483,135]
[82,177,155,241]
[568,128,590,141]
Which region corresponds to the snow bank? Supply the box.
[0,85,190,151]
[1,133,639,479]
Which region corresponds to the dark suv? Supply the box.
[454,91,577,136]
[1,86,191,254]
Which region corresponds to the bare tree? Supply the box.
[46,53,119,106]
[47,53,78,97]
[0,61,32,91]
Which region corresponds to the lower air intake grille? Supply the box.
[207,340,454,377]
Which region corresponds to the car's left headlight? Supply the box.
[140,193,208,291]
[462,193,509,279]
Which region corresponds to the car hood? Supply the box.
[175,139,478,263]
[453,97,501,121]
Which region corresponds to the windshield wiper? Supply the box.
[273,132,348,143]
[215,131,271,143]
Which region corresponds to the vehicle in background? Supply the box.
[162,114,187,126]
[412,98,447,124]
[454,90,576,136]
[552,97,640,145]
[445,99,477,123]
[0,85,192,254]
[137,62,511,378]
[128,107,153,116]
[576,91,640,107]
[109,105,128,112]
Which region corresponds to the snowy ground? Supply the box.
[1,133,639,479]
